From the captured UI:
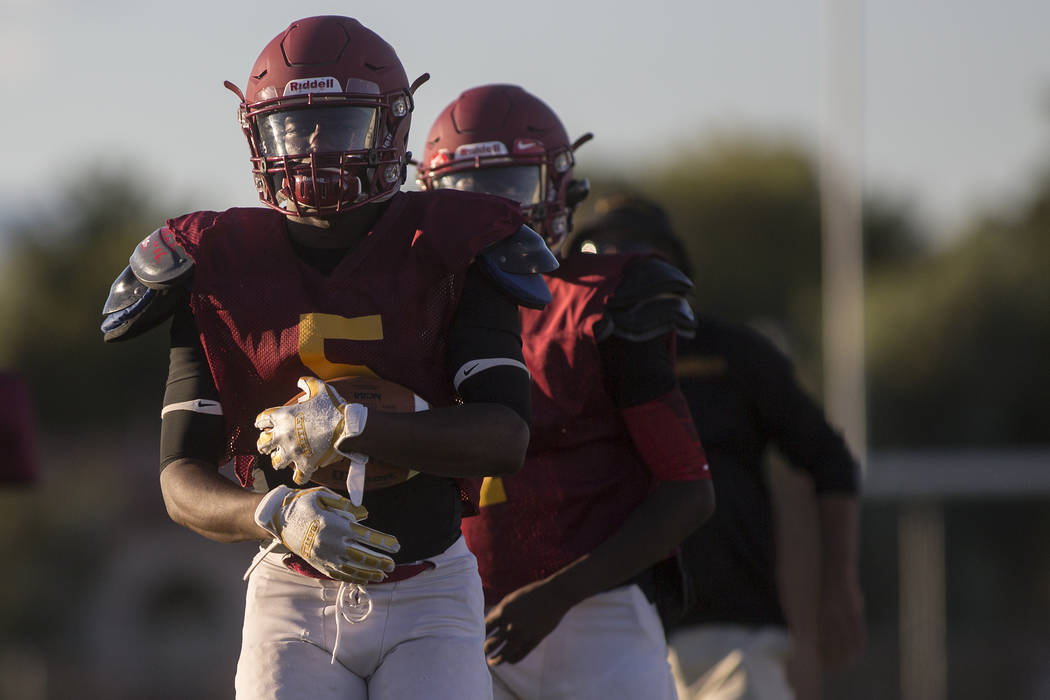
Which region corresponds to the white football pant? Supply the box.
[667,624,793,700]
[490,584,676,700]
[235,536,492,699]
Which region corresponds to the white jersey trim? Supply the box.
[161,398,224,418]
[453,358,530,391]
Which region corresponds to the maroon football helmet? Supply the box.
[416,84,591,255]
[225,16,428,217]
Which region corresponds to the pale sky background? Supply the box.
[2,0,1048,246]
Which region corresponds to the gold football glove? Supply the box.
[253,485,399,584]
[255,376,365,485]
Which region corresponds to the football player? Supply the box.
[415,85,716,699]
[0,371,39,484]
[101,17,553,700]
[571,196,865,700]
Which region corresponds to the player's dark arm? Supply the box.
[768,375,863,670]
[157,304,269,543]
[746,326,865,668]
[814,493,864,668]
[545,482,713,607]
[768,458,823,700]
[336,264,533,478]
[776,488,863,677]
[336,403,527,477]
[160,460,268,542]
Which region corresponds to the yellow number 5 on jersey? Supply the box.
[299,312,382,381]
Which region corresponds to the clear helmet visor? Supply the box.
[432,166,542,207]
[257,106,378,157]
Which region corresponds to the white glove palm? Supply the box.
[255,376,367,486]
[254,485,399,584]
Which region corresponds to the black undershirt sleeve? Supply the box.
[159,303,225,469]
[447,264,532,425]
[742,329,859,494]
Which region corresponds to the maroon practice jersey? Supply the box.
[462,253,655,603]
[166,190,524,488]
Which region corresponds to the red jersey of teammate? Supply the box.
[166,189,524,489]
[462,253,654,603]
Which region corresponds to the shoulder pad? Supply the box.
[101,228,195,343]
[607,257,693,307]
[598,258,697,342]
[476,225,559,309]
[130,227,194,288]
[100,266,188,343]
[598,297,696,343]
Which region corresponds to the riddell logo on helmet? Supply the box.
[283,77,341,96]
[454,141,508,160]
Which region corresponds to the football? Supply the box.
[287,375,428,492]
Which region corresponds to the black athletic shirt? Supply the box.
[674,315,859,628]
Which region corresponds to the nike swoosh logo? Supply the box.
[160,398,224,418]
[462,363,480,376]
